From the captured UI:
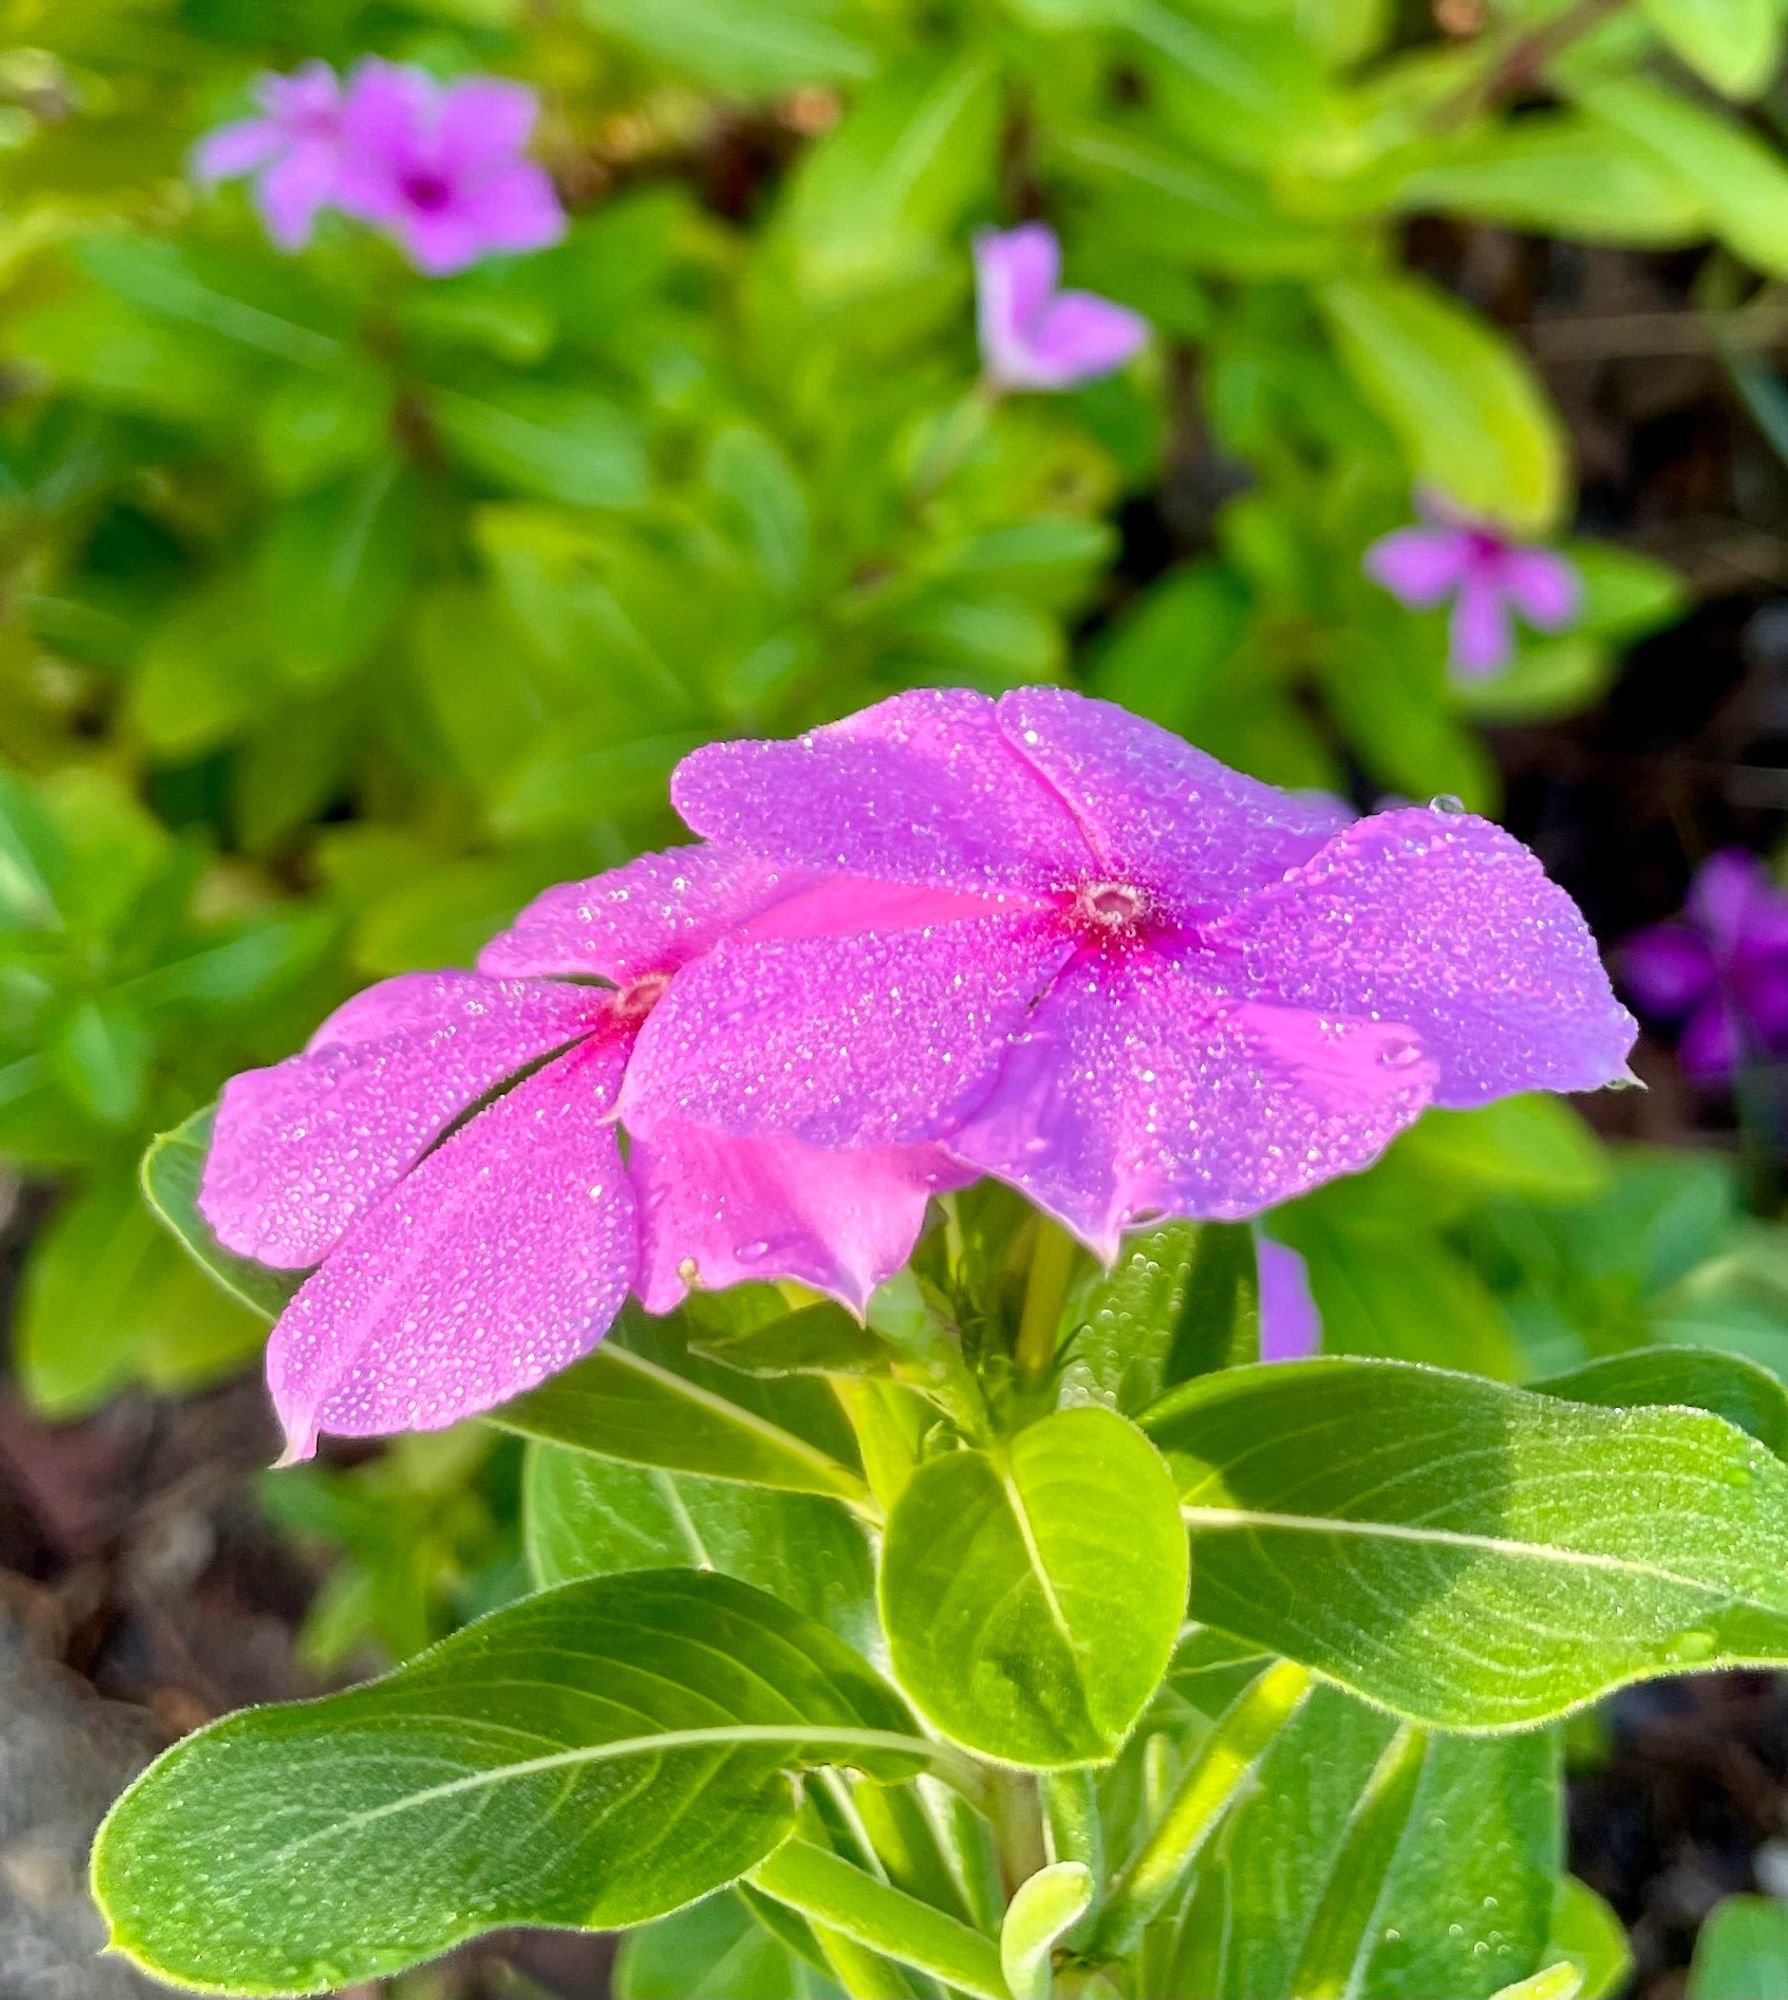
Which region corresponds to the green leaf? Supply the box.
[1689,1895,1788,1999]
[1574,78,1788,277]
[616,1891,842,2000]
[93,1571,933,1996]
[1545,1878,1632,2000]
[750,1840,1011,2000]
[494,1312,872,1506]
[880,1405,1187,1765]
[45,997,149,1127]
[1000,1863,1093,2000]
[1536,1349,1788,1459]
[1167,1684,1560,1999]
[524,1441,877,1650]
[257,460,420,689]
[705,424,813,598]
[580,0,878,92]
[1144,1356,1788,1729]
[141,1106,303,1323]
[433,381,649,508]
[1637,0,1781,98]
[1318,274,1567,531]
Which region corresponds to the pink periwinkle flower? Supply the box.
[1258,1238,1321,1362]
[331,60,565,277]
[975,224,1148,393]
[1622,849,1788,1082]
[623,687,1636,1261]
[192,61,346,251]
[198,845,959,1460]
[1365,495,1581,679]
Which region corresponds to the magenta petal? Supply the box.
[456,161,566,254]
[1621,923,1716,1021]
[1688,850,1788,956]
[1498,547,1580,631]
[622,914,1077,1149]
[192,117,283,184]
[255,143,339,250]
[1214,807,1637,1107]
[1016,291,1148,389]
[481,845,811,984]
[1448,577,1514,677]
[975,224,1061,383]
[390,207,488,276]
[946,949,1435,1259]
[1363,528,1469,608]
[995,687,1353,916]
[1678,997,1737,1082]
[632,1126,964,1315]
[1258,1238,1322,1362]
[199,971,601,1269]
[266,1039,633,1458]
[671,687,1089,897]
[435,77,539,169]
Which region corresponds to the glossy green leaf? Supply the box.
[1688,1895,1788,1999]
[616,1891,842,2000]
[1145,1356,1788,1728]
[141,1105,302,1322]
[1545,1877,1631,2000]
[1000,1863,1093,2000]
[494,1312,872,1506]
[94,1571,932,1996]
[524,1440,877,1649]
[1318,274,1566,530]
[581,0,878,91]
[880,1405,1187,1764]
[1537,1349,1788,1459]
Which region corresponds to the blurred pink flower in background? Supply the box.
[1365,494,1581,678]
[194,59,564,274]
[1623,849,1788,1081]
[974,224,1148,392]
[332,61,564,276]
[191,61,346,250]
[1258,1238,1321,1361]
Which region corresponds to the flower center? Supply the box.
[402,171,454,213]
[1072,879,1153,940]
[611,970,671,1026]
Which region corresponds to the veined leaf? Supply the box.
[93,1571,934,1996]
[140,1105,302,1323]
[880,1405,1186,1765]
[1144,1356,1788,1729]
[1536,1348,1788,1459]
[524,1440,877,1650]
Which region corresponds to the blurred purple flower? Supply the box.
[333,61,564,276]
[1258,1238,1321,1362]
[974,223,1147,392]
[1365,495,1581,678]
[199,845,957,1459]
[626,687,1636,1261]
[192,61,346,251]
[1622,850,1788,1081]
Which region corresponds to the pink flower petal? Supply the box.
[1678,996,1737,1082]
[266,1038,633,1459]
[671,687,1089,898]
[390,206,490,276]
[1212,807,1637,1107]
[435,77,539,171]
[946,948,1435,1259]
[481,845,813,985]
[1363,528,1470,608]
[454,161,566,255]
[975,223,1061,383]
[1448,576,1514,677]
[1258,1238,1322,1362]
[631,1125,965,1315]
[191,117,283,184]
[199,971,601,1269]
[622,913,1077,1150]
[1688,849,1788,957]
[255,143,340,250]
[1497,547,1580,631]
[995,687,1353,917]
[1011,291,1148,390]
[1621,922,1716,1021]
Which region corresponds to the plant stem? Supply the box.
[1092,1662,1311,1958]
[753,1838,1015,2000]
[1015,1218,1079,1389]
[1431,0,1627,130]
[1042,1770,1105,1948]
[991,1766,1051,1897]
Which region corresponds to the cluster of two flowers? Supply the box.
[200,687,1637,1461]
